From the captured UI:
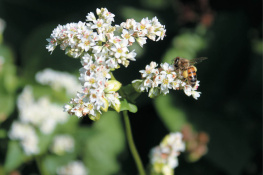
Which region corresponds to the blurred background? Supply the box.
[0,0,262,175]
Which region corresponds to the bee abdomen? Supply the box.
[188,67,197,87]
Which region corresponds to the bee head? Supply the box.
[173,57,180,67]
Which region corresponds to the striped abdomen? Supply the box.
[187,66,197,87]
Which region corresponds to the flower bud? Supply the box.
[131,80,143,92]
[148,87,160,98]
[112,98,121,113]
[106,94,121,112]
[104,80,122,93]
[89,111,101,121]
[100,97,109,112]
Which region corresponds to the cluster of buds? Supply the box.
[150,132,185,175]
[132,62,201,99]
[46,8,166,119]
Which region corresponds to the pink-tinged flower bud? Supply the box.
[89,111,101,121]
[100,97,109,112]
[104,80,122,93]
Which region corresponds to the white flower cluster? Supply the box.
[36,68,82,96]
[132,61,201,99]
[57,161,88,175]
[8,86,69,155]
[150,132,185,175]
[9,122,39,155]
[46,8,166,119]
[17,86,69,134]
[50,135,75,155]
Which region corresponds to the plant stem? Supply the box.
[123,110,146,175]
[110,71,146,175]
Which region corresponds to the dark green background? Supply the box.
[0,0,261,174]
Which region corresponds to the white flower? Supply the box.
[17,86,69,134]
[184,85,192,96]
[36,68,81,96]
[121,29,135,43]
[51,135,75,155]
[191,90,201,100]
[136,37,147,47]
[86,12,96,22]
[133,61,202,99]
[9,122,39,155]
[150,132,185,175]
[57,161,88,175]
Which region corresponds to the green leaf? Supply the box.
[4,141,27,172]
[154,95,187,131]
[121,84,141,103]
[120,6,156,22]
[42,154,78,175]
[120,99,138,113]
[80,112,125,175]
[20,23,80,82]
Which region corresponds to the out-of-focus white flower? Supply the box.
[17,86,69,134]
[36,68,81,96]
[150,132,185,175]
[9,121,39,155]
[57,161,88,175]
[132,61,202,99]
[50,135,74,155]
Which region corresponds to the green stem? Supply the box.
[123,110,146,175]
[35,156,48,175]
[109,72,146,175]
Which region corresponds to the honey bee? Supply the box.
[173,57,207,87]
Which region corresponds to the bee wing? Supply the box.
[189,57,208,65]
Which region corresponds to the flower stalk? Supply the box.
[110,71,145,175]
[123,110,146,175]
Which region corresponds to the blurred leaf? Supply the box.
[42,154,78,175]
[37,132,54,155]
[0,44,17,120]
[162,29,206,63]
[81,111,125,175]
[154,95,187,131]
[0,94,15,123]
[4,141,27,172]
[120,99,138,113]
[20,23,81,82]
[120,6,156,21]
[0,165,5,175]
[0,129,6,138]
[140,0,169,10]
